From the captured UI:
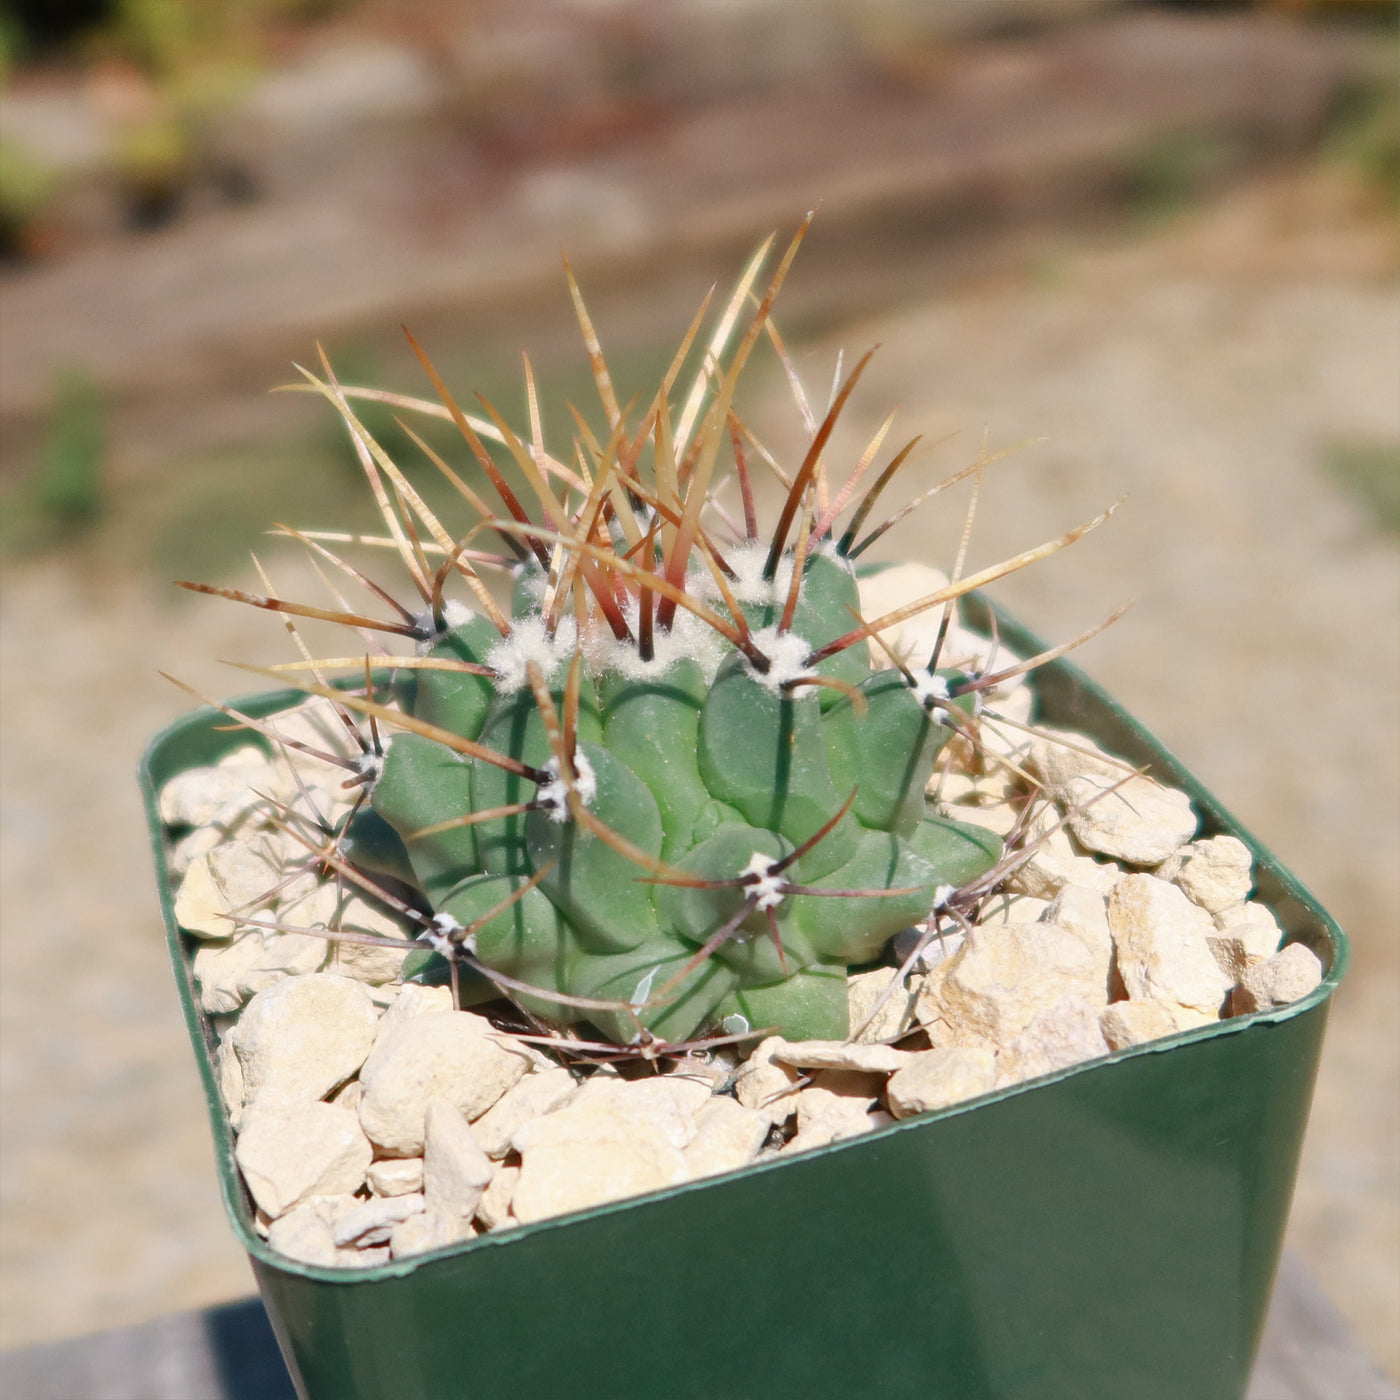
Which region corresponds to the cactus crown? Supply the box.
[178,219,1114,1051]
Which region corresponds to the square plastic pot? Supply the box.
[140,600,1347,1400]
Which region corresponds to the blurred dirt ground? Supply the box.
[1,2,1397,1376]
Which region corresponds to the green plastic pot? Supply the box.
[140,600,1346,1400]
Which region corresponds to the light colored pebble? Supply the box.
[936,919,1112,1047]
[1109,875,1230,1021]
[470,1067,578,1159]
[1030,728,1197,864]
[732,1037,803,1126]
[1172,836,1254,914]
[235,1101,373,1219]
[194,931,265,1014]
[1043,884,1112,969]
[215,1038,245,1129]
[1100,999,1179,1050]
[683,1097,770,1179]
[160,750,272,827]
[886,1046,998,1118]
[423,1099,495,1221]
[846,966,920,1044]
[229,974,379,1113]
[975,892,1052,927]
[994,995,1110,1087]
[787,1069,884,1151]
[358,1010,532,1156]
[475,1164,520,1231]
[771,1040,915,1075]
[1231,942,1325,1015]
[367,1157,424,1197]
[333,1193,425,1247]
[391,1210,474,1260]
[173,841,278,938]
[512,1131,689,1224]
[1208,903,1283,979]
[266,1205,338,1267]
[235,932,328,999]
[327,895,416,986]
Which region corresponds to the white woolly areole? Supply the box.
[485,616,579,693]
[700,541,794,606]
[413,599,475,654]
[535,750,597,823]
[931,883,957,911]
[740,851,787,911]
[744,626,814,691]
[910,669,951,708]
[421,911,474,957]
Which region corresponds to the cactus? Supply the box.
[178,220,1114,1050]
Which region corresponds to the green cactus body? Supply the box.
[367,546,1002,1045]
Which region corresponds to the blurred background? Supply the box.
[0,0,1396,1375]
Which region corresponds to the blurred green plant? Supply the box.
[1122,128,1243,226]
[0,370,106,553]
[1323,442,1400,534]
[1325,77,1400,209]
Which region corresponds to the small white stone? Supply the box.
[1003,815,1120,900]
[732,1036,802,1126]
[1030,728,1197,864]
[372,982,455,1044]
[230,974,379,1113]
[160,752,271,828]
[1100,1000,1179,1050]
[333,1193,426,1247]
[1208,902,1283,979]
[173,842,278,938]
[469,1066,578,1159]
[236,932,328,999]
[683,1097,770,1179]
[886,1046,998,1118]
[169,824,224,878]
[194,931,266,1014]
[423,1099,495,1221]
[367,1157,424,1197]
[512,1131,689,1224]
[215,1038,245,1129]
[1043,884,1112,970]
[937,801,1019,838]
[267,1204,338,1267]
[1109,874,1231,1021]
[938,920,1113,1047]
[358,1011,532,1156]
[327,895,416,986]
[788,1069,884,1150]
[1232,943,1325,1014]
[391,1210,473,1259]
[771,1041,915,1075]
[235,1101,373,1219]
[476,1164,520,1230]
[975,892,1052,927]
[846,967,919,1044]
[517,1076,703,1155]
[994,996,1110,1087]
[1172,836,1254,914]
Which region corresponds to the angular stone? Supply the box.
[267,1204,338,1267]
[235,1101,373,1219]
[424,1099,495,1221]
[367,1156,424,1197]
[230,974,379,1112]
[790,1069,883,1146]
[333,1193,426,1247]
[1100,999,1178,1050]
[1109,874,1230,1020]
[215,1037,245,1129]
[515,1077,701,1156]
[236,931,328,999]
[887,1046,997,1119]
[512,1131,689,1224]
[173,841,278,938]
[995,996,1109,1087]
[683,1097,769,1179]
[1232,942,1325,1015]
[470,1066,578,1159]
[1030,728,1196,864]
[159,749,272,827]
[194,931,265,1014]
[1172,836,1254,914]
[938,919,1113,1047]
[1044,883,1112,969]
[358,1011,532,1156]
[771,1040,915,1074]
[371,982,455,1045]
[1003,815,1120,900]
[975,892,1052,927]
[1208,902,1283,980]
[846,966,920,1044]
[391,1210,473,1260]
[476,1164,519,1230]
[327,895,417,987]
[732,1036,802,1126]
